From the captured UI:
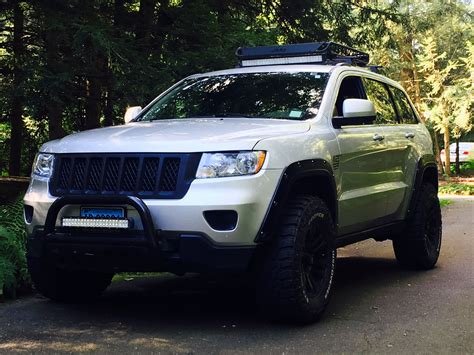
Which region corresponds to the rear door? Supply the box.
[333,75,390,235]
[384,84,429,220]
[361,78,417,222]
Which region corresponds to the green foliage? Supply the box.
[0,123,11,176]
[364,0,473,175]
[439,183,474,196]
[449,160,474,175]
[439,199,452,207]
[418,35,472,136]
[0,196,30,298]
[0,0,408,176]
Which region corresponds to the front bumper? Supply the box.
[27,195,256,273]
[24,169,282,246]
[24,169,282,272]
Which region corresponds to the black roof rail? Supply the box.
[369,65,384,73]
[236,42,369,67]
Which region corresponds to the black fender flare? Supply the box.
[406,154,438,220]
[255,159,337,243]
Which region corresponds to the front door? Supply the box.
[333,75,392,235]
[336,125,389,235]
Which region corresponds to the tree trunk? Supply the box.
[431,131,443,174]
[82,0,106,131]
[103,87,114,127]
[455,137,460,175]
[102,0,126,127]
[84,75,102,130]
[8,0,24,176]
[44,15,66,140]
[136,0,156,53]
[443,128,450,176]
[47,105,65,140]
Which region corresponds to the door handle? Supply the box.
[373,134,385,141]
[405,132,415,139]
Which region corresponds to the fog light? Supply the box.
[203,210,238,231]
[62,218,129,229]
[24,205,34,224]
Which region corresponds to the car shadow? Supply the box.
[5,254,433,352]
[52,255,421,329]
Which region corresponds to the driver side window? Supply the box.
[334,76,366,117]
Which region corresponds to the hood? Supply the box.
[41,118,310,153]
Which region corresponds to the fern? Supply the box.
[0,196,30,298]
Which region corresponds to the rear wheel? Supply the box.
[257,195,336,323]
[393,183,442,269]
[28,257,113,302]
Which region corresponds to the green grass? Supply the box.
[112,272,165,282]
[439,199,452,207]
[439,183,474,196]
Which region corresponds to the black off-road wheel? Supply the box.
[393,183,442,270]
[257,195,336,324]
[28,257,113,302]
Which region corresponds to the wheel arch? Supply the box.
[255,159,337,243]
[406,154,439,220]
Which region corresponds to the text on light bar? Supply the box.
[62,217,129,229]
[241,55,323,67]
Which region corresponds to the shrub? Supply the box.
[439,183,474,196]
[0,196,30,298]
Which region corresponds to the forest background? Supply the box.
[0,0,473,177]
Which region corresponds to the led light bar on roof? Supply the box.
[241,55,323,67]
[236,42,370,67]
[62,217,129,229]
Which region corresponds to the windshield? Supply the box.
[137,72,329,121]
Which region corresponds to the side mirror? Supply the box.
[124,106,142,124]
[343,99,376,118]
[332,99,376,128]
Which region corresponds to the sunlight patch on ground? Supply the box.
[0,341,98,352]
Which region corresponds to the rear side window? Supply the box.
[390,87,418,124]
[362,78,397,124]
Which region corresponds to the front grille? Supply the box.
[50,153,200,199]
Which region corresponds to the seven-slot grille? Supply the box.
[50,154,197,199]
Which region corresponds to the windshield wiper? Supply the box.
[147,117,178,122]
[146,113,264,121]
[184,113,263,119]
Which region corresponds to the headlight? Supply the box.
[32,153,54,180]
[196,151,266,178]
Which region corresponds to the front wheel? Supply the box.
[393,183,442,269]
[257,195,336,323]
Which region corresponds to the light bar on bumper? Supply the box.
[62,217,129,229]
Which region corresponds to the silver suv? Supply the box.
[24,42,442,323]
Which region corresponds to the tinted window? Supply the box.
[138,72,329,121]
[334,76,365,116]
[362,78,397,124]
[390,87,418,124]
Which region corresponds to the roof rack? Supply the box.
[235,42,369,67]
